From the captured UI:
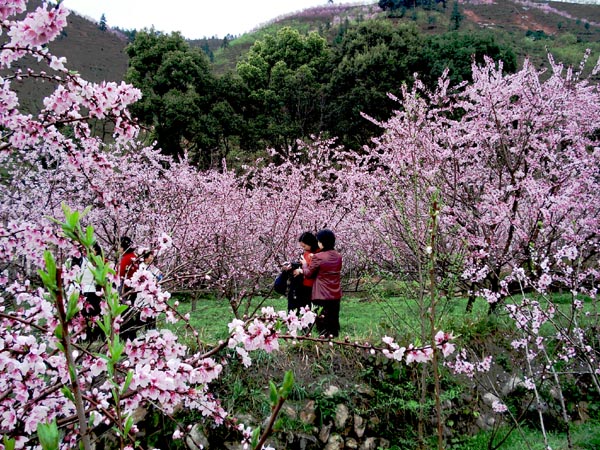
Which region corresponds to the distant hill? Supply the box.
[207,0,600,74]
[7,0,600,111]
[8,7,130,114]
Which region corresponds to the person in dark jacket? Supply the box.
[296,229,342,337]
[275,232,319,313]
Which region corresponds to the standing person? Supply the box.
[118,236,138,293]
[118,236,139,340]
[80,242,104,341]
[295,231,319,310]
[139,250,163,282]
[296,229,342,337]
[276,232,319,313]
[138,249,163,330]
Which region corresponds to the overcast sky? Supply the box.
[63,1,369,39]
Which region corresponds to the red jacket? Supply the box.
[303,249,342,301]
[119,251,138,280]
[302,249,318,287]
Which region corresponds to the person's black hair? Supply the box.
[120,236,133,252]
[299,232,319,252]
[316,229,336,251]
[92,241,102,257]
[141,250,154,259]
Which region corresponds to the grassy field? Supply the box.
[160,288,599,449]
[164,288,595,347]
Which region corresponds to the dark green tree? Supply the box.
[416,31,517,88]
[236,27,331,154]
[99,13,107,32]
[125,29,219,165]
[325,20,424,149]
[450,1,463,30]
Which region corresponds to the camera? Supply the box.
[283,261,301,271]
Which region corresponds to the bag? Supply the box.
[274,271,289,295]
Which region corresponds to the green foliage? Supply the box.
[126,29,242,168]
[451,422,600,450]
[36,421,59,450]
[98,13,107,32]
[417,31,517,87]
[450,1,462,31]
[236,27,331,154]
[326,20,424,148]
[123,7,553,165]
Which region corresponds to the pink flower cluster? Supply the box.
[380,331,456,365]
[6,2,68,48]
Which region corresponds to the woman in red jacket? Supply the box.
[298,229,342,338]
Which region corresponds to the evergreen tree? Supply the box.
[450,1,463,31]
[99,13,107,31]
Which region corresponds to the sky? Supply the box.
[63,1,369,39]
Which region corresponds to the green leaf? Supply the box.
[97,317,109,336]
[122,369,134,394]
[61,386,75,403]
[83,225,95,247]
[123,415,134,437]
[109,338,124,362]
[68,364,77,382]
[269,381,278,405]
[54,324,63,339]
[3,436,16,450]
[37,420,59,450]
[281,370,294,399]
[250,427,260,449]
[39,251,57,291]
[65,290,80,321]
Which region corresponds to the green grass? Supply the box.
[163,289,597,348]
[165,293,393,344]
[451,421,600,450]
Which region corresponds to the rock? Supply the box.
[335,403,350,430]
[482,392,500,407]
[355,384,375,397]
[324,433,344,450]
[501,376,524,396]
[529,400,549,414]
[324,385,341,397]
[354,414,366,438]
[131,406,147,424]
[236,413,257,427]
[576,401,590,422]
[319,422,332,443]
[282,404,297,420]
[367,415,380,431]
[346,437,359,449]
[186,423,210,450]
[549,387,562,401]
[300,400,317,425]
[359,437,378,450]
[223,442,243,450]
[296,432,320,450]
[476,414,494,431]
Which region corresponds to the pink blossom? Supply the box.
[492,400,508,413]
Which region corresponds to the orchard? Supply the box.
[0,2,599,449]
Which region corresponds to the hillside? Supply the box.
[208,0,600,74]
[7,0,600,111]
[7,7,130,113]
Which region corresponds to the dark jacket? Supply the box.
[303,250,342,301]
[274,266,311,312]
